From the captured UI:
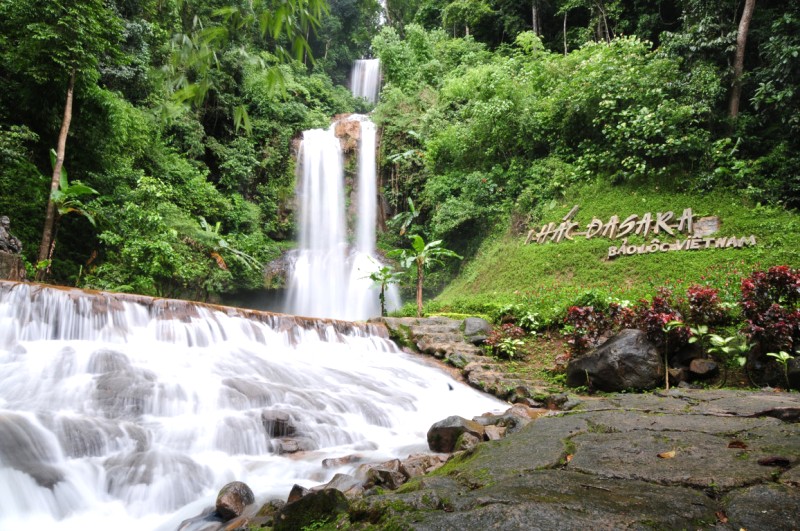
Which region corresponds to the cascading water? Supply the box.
[285,126,350,319]
[350,59,381,104]
[0,281,503,530]
[286,57,397,320]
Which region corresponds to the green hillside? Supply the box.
[430,182,799,325]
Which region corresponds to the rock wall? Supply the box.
[0,251,25,281]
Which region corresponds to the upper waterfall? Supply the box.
[350,59,382,104]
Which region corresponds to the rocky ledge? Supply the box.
[186,389,799,530]
[346,389,800,530]
[374,316,565,406]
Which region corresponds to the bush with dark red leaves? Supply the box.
[740,266,800,353]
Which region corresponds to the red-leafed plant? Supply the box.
[635,289,690,353]
[687,285,728,325]
[564,305,608,356]
[484,323,526,359]
[740,266,800,353]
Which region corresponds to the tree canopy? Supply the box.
[0,0,796,304]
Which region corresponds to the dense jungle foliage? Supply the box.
[0,0,797,304]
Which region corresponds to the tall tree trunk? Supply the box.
[563,12,568,55]
[729,0,757,120]
[416,260,423,318]
[532,1,541,35]
[36,69,76,281]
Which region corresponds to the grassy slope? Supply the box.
[433,182,800,323]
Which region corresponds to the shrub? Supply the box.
[607,302,637,331]
[485,323,526,359]
[563,306,608,356]
[635,289,690,353]
[687,284,729,325]
[740,266,800,353]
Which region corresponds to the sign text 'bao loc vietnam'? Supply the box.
[525,207,756,259]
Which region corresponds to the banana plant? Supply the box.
[36,149,98,279]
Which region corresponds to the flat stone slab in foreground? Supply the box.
[352,389,800,530]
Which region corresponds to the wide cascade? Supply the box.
[286,58,397,320]
[0,281,502,530]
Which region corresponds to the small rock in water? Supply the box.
[322,453,364,468]
[261,410,296,437]
[215,481,255,521]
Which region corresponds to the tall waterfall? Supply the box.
[350,59,381,104]
[285,125,350,319]
[286,58,397,320]
[0,281,502,530]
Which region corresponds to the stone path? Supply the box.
[352,389,800,530]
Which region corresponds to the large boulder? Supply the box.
[462,317,492,345]
[566,329,663,392]
[427,415,486,453]
[274,488,349,531]
[215,481,255,521]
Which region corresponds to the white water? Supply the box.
[286,114,398,320]
[0,282,503,530]
[350,59,381,104]
[285,125,350,319]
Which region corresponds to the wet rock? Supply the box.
[316,473,364,499]
[216,481,255,521]
[177,507,225,531]
[287,484,309,503]
[357,459,407,490]
[247,499,285,529]
[274,488,349,531]
[399,454,447,479]
[105,450,209,509]
[0,412,64,488]
[93,368,156,418]
[87,350,131,373]
[689,358,719,378]
[427,416,486,453]
[322,454,364,468]
[566,329,662,392]
[261,410,296,438]
[274,437,315,454]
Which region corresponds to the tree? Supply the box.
[163,0,329,134]
[1,0,123,281]
[38,149,98,277]
[369,265,405,316]
[389,234,462,317]
[729,0,756,120]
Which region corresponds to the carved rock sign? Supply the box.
[525,208,756,260]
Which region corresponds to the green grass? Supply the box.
[431,181,800,324]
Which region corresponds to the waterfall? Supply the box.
[285,125,350,319]
[350,59,381,104]
[285,58,394,320]
[0,281,503,530]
